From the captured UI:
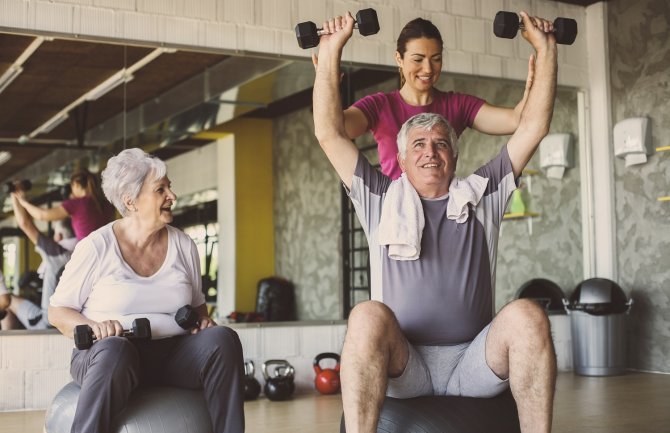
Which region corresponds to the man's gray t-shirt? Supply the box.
[348,146,517,346]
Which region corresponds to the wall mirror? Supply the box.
[0,30,583,333]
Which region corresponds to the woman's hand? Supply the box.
[90,319,125,340]
[191,315,216,334]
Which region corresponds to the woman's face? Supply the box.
[132,174,177,226]
[396,37,443,93]
[70,182,86,198]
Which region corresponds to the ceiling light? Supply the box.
[34,112,69,135]
[85,69,134,101]
[0,37,46,95]
[0,65,23,94]
[0,151,11,166]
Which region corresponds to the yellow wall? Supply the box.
[218,118,276,312]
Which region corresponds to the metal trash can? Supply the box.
[515,278,566,313]
[563,278,633,376]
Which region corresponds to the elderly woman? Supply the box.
[49,148,244,433]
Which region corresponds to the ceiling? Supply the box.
[0,31,397,212]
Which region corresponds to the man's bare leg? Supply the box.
[341,301,409,433]
[486,299,556,432]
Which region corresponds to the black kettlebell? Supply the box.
[262,359,295,401]
[244,360,261,401]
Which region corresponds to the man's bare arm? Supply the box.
[312,12,360,190]
[506,12,558,178]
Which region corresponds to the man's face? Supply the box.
[398,124,456,197]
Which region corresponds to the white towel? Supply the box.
[446,174,489,223]
[379,173,489,260]
[379,173,424,260]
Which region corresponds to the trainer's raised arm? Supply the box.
[506,11,558,178]
[312,11,360,189]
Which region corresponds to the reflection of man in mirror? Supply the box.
[313,11,558,433]
[3,185,76,330]
[0,271,10,326]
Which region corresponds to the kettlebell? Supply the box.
[262,359,295,401]
[313,352,341,395]
[244,360,261,401]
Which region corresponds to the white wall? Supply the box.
[0,322,347,411]
[0,0,588,88]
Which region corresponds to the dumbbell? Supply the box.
[493,11,578,45]
[4,179,32,194]
[262,359,295,401]
[73,318,152,350]
[175,304,199,330]
[313,352,341,395]
[295,8,380,49]
[244,360,262,401]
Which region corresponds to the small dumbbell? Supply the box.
[4,179,32,194]
[73,318,152,350]
[493,11,578,45]
[295,8,380,49]
[175,304,199,330]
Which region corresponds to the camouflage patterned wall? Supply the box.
[608,0,670,372]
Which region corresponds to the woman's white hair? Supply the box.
[396,113,459,160]
[101,148,167,216]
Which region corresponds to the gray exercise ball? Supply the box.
[45,382,214,433]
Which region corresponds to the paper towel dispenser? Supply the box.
[613,117,652,167]
[540,133,572,179]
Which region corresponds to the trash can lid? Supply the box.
[515,278,566,313]
[568,278,629,315]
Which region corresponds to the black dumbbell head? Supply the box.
[4,179,32,194]
[554,17,578,45]
[74,324,94,350]
[175,305,199,330]
[295,21,320,49]
[356,8,380,36]
[131,318,152,340]
[494,11,520,39]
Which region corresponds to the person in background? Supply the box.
[49,148,244,433]
[0,187,76,330]
[0,270,10,326]
[15,169,115,240]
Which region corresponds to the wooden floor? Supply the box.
[2,372,668,433]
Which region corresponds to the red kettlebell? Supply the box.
[313,352,341,395]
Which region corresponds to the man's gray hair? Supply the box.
[396,113,459,159]
[101,148,167,216]
[53,218,74,239]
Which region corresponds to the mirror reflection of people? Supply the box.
[1,188,76,330]
[15,169,115,241]
[0,271,10,327]
[49,148,244,433]
[317,17,534,180]
[313,11,558,433]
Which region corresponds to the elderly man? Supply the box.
[313,10,558,433]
